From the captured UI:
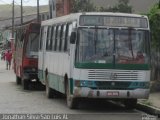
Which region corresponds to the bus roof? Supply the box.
[41,12,148,26]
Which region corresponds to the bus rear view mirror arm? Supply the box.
[70,32,76,44]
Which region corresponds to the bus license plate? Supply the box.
[107,92,119,96]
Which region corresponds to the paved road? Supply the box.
[0,60,154,120]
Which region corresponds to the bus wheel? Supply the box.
[22,79,29,90]
[66,83,78,109]
[16,76,21,85]
[45,76,55,98]
[124,99,137,109]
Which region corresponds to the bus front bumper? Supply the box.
[73,87,150,99]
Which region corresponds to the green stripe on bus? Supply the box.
[75,63,150,70]
[73,80,150,90]
[38,70,74,95]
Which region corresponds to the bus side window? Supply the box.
[54,26,58,51]
[64,24,69,52]
[67,24,73,49]
[56,25,61,51]
[50,26,54,50]
[62,24,67,52]
[59,25,64,51]
[52,26,56,51]
[48,26,52,51]
[64,23,72,52]
[46,27,50,50]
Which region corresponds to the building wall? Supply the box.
[63,0,72,15]
[49,0,72,18]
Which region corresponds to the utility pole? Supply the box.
[37,0,40,22]
[12,0,15,38]
[21,0,23,25]
[10,0,15,51]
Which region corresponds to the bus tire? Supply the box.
[66,83,79,109]
[16,76,21,85]
[124,99,137,109]
[45,76,55,98]
[22,79,29,90]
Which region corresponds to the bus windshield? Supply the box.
[26,32,39,58]
[76,28,150,64]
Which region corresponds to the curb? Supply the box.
[136,102,160,117]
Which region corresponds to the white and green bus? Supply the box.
[38,12,151,109]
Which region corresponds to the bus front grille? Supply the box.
[88,70,143,81]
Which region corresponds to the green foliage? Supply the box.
[71,0,96,12]
[98,0,133,13]
[71,0,133,13]
[116,0,133,13]
[148,4,160,49]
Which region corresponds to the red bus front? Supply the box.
[14,23,40,90]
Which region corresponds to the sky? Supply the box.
[0,0,48,6]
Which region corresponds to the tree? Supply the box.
[148,4,160,49]
[116,0,133,13]
[71,0,133,13]
[71,0,96,13]
[148,3,160,81]
[99,0,133,13]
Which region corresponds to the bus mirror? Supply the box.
[70,32,76,44]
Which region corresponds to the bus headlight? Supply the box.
[138,82,150,89]
[80,81,88,87]
[74,80,95,88]
[75,80,88,87]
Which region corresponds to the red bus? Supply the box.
[14,22,41,90]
